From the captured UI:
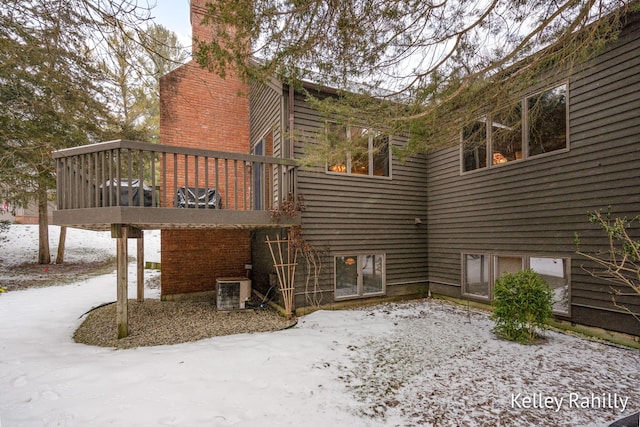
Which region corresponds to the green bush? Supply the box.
[491,269,553,343]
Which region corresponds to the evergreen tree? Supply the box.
[191,0,635,157]
[100,23,188,142]
[0,0,111,263]
[140,24,190,142]
[100,29,155,141]
[0,1,185,263]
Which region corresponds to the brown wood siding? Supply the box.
[249,80,282,297]
[249,79,283,156]
[292,90,429,305]
[426,16,640,336]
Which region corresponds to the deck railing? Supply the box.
[53,140,297,213]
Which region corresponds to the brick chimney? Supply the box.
[160,0,250,155]
[190,0,215,52]
[190,0,246,64]
[159,0,252,300]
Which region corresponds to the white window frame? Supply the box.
[334,253,386,300]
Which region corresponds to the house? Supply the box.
[160,0,639,336]
[426,9,640,338]
[1,199,54,224]
[52,1,639,340]
[157,0,428,308]
[248,80,430,309]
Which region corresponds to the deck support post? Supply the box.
[137,232,144,303]
[115,225,129,339]
[111,224,142,339]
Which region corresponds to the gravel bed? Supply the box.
[74,296,296,350]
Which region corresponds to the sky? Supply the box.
[149,1,192,47]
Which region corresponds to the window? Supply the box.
[327,124,348,173]
[328,125,390,177]
[461,83,567,173]
[530,257,570,315]
[335,254,385,299]
[527,85,567,157]
[350,127,370,175]
[461,253,570,315]
[463,254,523,300]
[494,255,524,279]
[463,254,490,299]
[492,103,523,164]
[462,121,487,172]
[372,133,390,177]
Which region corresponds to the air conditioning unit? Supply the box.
[216,277,251,310]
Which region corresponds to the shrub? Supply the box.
[491,269,553,343]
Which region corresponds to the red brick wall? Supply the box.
[160,62,250,155]
[161,229,251,295]
[159,0,252,297]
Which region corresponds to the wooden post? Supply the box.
[111,224,143,339]
[114,225,129,339]
[56,226,67,264]
[137,232,144,303]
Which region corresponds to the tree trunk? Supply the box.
[56,226,67,264]
[38,185,50,264]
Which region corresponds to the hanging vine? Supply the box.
[269,193,305,221]
[289,226,323,308]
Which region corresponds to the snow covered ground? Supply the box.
[0,225,639,427]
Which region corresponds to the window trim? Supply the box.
[461,252,571,316]
[325,124,392,180]
[334,253,386,301]
[460,81,569,175]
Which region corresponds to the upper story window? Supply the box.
[327,125,390,177]
[462,83,568,173]
[527,85,568,156]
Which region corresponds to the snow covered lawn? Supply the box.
[0,225,638,426]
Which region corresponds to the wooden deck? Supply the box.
[52,207,299,231]
[52,139,300,230]
[53,139,300,338]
